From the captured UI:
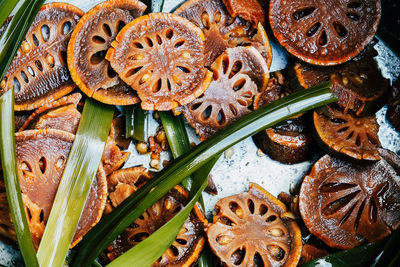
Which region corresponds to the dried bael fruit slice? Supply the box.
[1,3,84,111]
[253,73,314,164]
[387,79,400,132]
[0,191,17,243]
[15,129,107,249]
[314,108,381,161]
[19,93,82,133]
[107,13,212,111]
[299,152,400,249]
[269,0,381,65]
[106,185,207,266]
[68,0,146,105]
[207,183,302,267]
[181,46,268,139]
[222,0,265,25]
[293,56,389,116]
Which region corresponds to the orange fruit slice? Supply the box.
[68,0,146,105]
[222,0,265,25]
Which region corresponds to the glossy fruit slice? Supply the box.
[222,0,265,25]
[19,93,82,133]
[269,0,381,65]
[106,13,212,111]
[293,55,389,116]
[314,108,381,161]
[106,184,207,266]
[15,129,107,249]
[299,152,400,249]
[207,183,302,267]
[181,46,268,139]
[387,79,400,132]
[253,73,314,164]
[1,3,84,111]
[68,0,146,105]
[174,0,256,66]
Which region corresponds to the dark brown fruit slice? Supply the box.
[207,183,302,267]
[106,185,207,266]
[1,3,84,111]
[299,244,329,265]
[19,93,82,133]
[269,0,381,65]
[106,13,212,111]
[387,79,400,132]
[314,108,381,161]
[293,56,389,116]
[15,112,32,132]
[0,190,16,243]
[68,0,146,105]
[222,0,265,25]
[15,129,107,248]
[181,46,268,139]
[253,73,314,164]
[299,152,400,249]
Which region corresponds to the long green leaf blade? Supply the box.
[132,105,149,142]
[0,89,39,267]
[37,99,114,267]
[0,0,18,30]
[72,82,336,266]
[124,105,134,139]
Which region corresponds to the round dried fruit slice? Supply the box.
[222,0,265,26]
[269,0,381,65]
[207,183,302,267]
[174,0,256,66]
[293,56,389,116]
[314,108,381,161]
[106,13,212,111]
[387,79,400,132]
[1,3,84,111]
[181,46,268,139]
[106,185,207,266]
[68,0,146,105]
[299,152,400,249]
[15,129,107,248]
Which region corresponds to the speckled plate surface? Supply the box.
[1,0,399,266]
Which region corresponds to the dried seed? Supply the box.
[150,159,160,170]
[217,235,233,245]
[270,228,284,237]
[136,142,148,154]
[257,148,265,157]
[165,199,172,210]
[224,147,234,159]
[46,54,54,66]
[235,208,244,218]
[342,77,349,85]
[21,41,31,53]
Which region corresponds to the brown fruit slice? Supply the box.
[207,183,302,267]
[1,3,84,111]
[269,0,381,65]
[299,244,329,265]
[222,0,265,25]
[106,13,212,111]
[0,191,16,242]
[314,108,381,161]
[15,129,107,248]
[387,79,400,132]
[102,126,131,176]
[299,152,400,249]
[19,93,82,133]
[293,56,389,116]
[68,0,146,106]
[106,185,207,266]
[181,46,268,139]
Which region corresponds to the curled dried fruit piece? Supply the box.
[107,13,212,111]
[314,107,381,161]
[387,79,400,132]
[2,3,84,111]
[269,0,381,65]
[106,185,207,266]
[181,46,268,139]
[299,151,400,249]
[293,56,389,116]
[19,93,82,133]
[222,0,265,26]
[207,183,302,267]
[68,0,146,105]
[15,129,107,248]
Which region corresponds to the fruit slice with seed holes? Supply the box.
[269,0,381,65]
[106,13,212,111]
[314,107,381,161]
[207,183,302,267]
[292,56,389,116]
[299,152,400,249]
[222,0,265,25]
[1,3,84,111]
[387,79,400,132]
[106,185,207,266]
[15,129,107,249]
[174,0,256,67]
[180,46,268,139]
[19,93,82,133]
[253,72,315,164]
[68,0,146,106]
